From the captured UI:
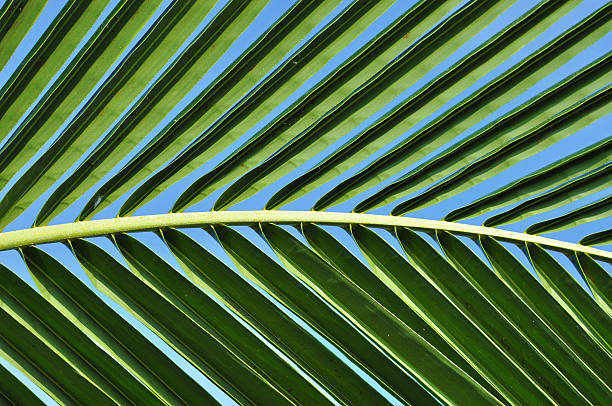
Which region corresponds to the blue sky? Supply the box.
[0,0,609,404]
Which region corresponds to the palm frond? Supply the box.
[0,1,609,404]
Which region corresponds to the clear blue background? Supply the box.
[0,1,609,404]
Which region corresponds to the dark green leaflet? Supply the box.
[0,302,114,405]
[396,227,590,404]
[436,230,612,403]
[479,236,612,388]
[211,224,435,405]
[157,228,388,405]
[0,262,140,405]
[300,222,502,401]
[69,237,308,406]
[24,244,218,406]
[0,362,44,406]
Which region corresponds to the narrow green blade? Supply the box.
[436,230,612,402]
[396,227,588,404]
[301,222,501,400]
[485,163,611,227]
[0,300,114,405]
[23,244,218,406]
[69,237,297,406]
[351,224,551,405]
[0,362,45,406]
[575,252,612,317]
[526,242,612,353]
[115,231,334,406]
[211,224,432,406]
[261,223,504,406]
[119,0,393,216]
[159,227,386,405]
[12,251,166,405]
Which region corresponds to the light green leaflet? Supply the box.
[0,0,107,142]
[484,164,611,228]
[169,0,460,214]
[387,83,611,216]
[212,0,516,211]
[34,0,268,226]
[526,192,612,235]
[356,54,610,213]
[0,0,209,229]
[0,0,46,71]
[317,3,612,212]
[76,0,345,220]
[446,136,612,222]
[265,0,577,210]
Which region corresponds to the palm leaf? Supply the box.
[0,1,609,404]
